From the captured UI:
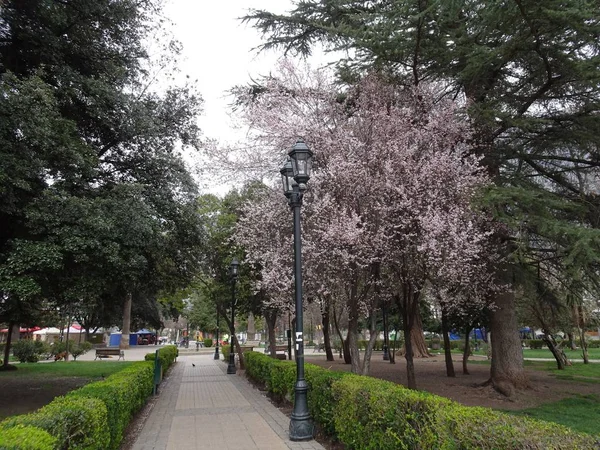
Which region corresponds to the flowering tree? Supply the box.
[228,61,498,386]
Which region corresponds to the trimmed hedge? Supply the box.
[1,396,109,450]
[0,356,167,450]
[144,344,178,372]
[0,425,57,450]
[244,352,600,450]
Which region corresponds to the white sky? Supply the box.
[162,1,338,194]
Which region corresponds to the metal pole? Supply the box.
[289,186,314,441]
[214,305,220,360]
[382,300,389,361]
[227,278,236,374]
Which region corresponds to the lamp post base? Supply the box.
[289,380,314,441]
[383,344,390,361]
[214,346,220,360]
[226,353,236,374]
[289,414,314,441]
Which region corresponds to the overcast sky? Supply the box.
[161,1,337,193]
[163,0,325,144]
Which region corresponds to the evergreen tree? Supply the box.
[244,0,600,395]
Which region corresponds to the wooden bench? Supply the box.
[95,348,125,360]
[268,344,288,360]
[313,343,325,352]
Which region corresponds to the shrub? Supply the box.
[71,341,93,361]
[1,396,109,450]
[527,339,545,349]
[0,425,57,450]
[585,340,600,349]
[203,338,213,347]
[333,375,452,449]
[244,350,599,450]
[69,362,153,449]
[50,339,75,356]
[443,405,600,449]
[12,340,42,363]
[221,344,231,361]
[144,345,178,372]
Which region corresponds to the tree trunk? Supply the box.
[441,309,455,377]
[389,329,396,364]
[361,313,378,375]
[567,332,577,350]
[321,300,334,361]
[402,297,416,389]
[463,327,472,375]
[542,332,570,370]
[119,293,132,350]
[348,310,361,374]
[399,306,431,358]
[575,306,589,364]
[2,321,15,367]
[489,279,528,396]
[265,310,278,359]
[332,303,350,363]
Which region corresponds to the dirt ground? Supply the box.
[0,376,90,420]
[304,354,599,411]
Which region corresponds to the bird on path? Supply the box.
[192,363,195,367]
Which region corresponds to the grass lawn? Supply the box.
[451,347,600,360]
[509,394,600,435]
[0,361,135,378]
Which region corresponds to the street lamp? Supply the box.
[280,139,314,441]
[214,304,220,360]
[227,258,239,375]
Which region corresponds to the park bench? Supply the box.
[95,348,125,360]
[313,343,325,352]
[268,344,289,360]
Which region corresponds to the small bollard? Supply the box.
[153,349,162,395]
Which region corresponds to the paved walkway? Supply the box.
[131,354,325,450]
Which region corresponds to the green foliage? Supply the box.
[244,352,599,449]
[203,338,213,347]
[144,345,178,373]
[68,362,153,449]
[444,405,599,449]
[221,344,231,361]
[11,340,44,363]
[70,341,93,361]
[1,396,109,450]
[527,339,545,350]
[0,425,57,450]
[333,375,452,449]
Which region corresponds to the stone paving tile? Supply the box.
[131,354,325,450]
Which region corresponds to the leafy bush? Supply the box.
[244,351,599,450]
[144,345,178,372]
[333,375,452,449]
[12,340,42,363]
[221,344,231,361]
[0,425,57,450]
[50,339,75,356]
[527,339,545,349]
[69,362,153,449]
[203,338,213,347]
[71,341,93,361]
[585,340,600,349]
[1,396,109,450]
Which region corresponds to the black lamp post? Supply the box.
[227,258,239,375]
[280,139,314,441]
[214,305,220,360]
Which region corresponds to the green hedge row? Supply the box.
[0,425,57,450]
[244,352,599,449]
[144,344,178,372]
[0,345,178,450]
